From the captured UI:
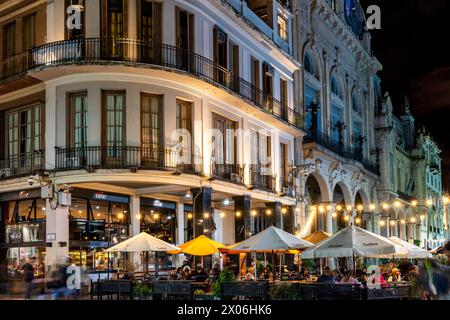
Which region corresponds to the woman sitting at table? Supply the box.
[259,267,273,281]
[339,270,362,286]
[387,268,402,282]
[244,267,256,281]
[298,268,311,281]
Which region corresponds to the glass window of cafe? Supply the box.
[68,190,130,270]
[1,197,46,279]
[140,199,176,244]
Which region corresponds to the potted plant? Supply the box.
[133,283,153,300]
[212,268,235,299]
[270,283,301,300]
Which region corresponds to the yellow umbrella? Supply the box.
[303,230,331,244]
[169,235,225,256]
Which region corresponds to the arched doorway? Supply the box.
[305,175,323,233]
[333,184,348,232]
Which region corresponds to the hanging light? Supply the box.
[153,213,159,219]
[220,212,225,218]
[223,199,230,206]
[442,196,450,205]
[344,216,350,222]
[235,211,241,217]
[185,190,192,198]
[400,219,406,224]
[410,217,417,223]
[369,204,376,211]
[346,205,352,211]
[281,207,288,214]
[380,220,386,226]
[426,199,433,207]
[331,212,337,218]
[390,220,396,226]
[336,205,343,211]
[381,203,389,210]
[411,200,418,207]
[326,205,333,211]
[251,210,258,217]
[203,212,210,219]
[318,206,325,213]
[266,209,272,216]
[355,217,361,224]
[357,204,363,211]
[394,201,402,208]
[136,214,142,220]
[118,213,124,220]
[187,213,193,219]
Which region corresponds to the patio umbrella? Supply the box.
[226,226,313,252]
[105,232,179,253]
[170,235,225,256]
[301,225,408,259]
[105,232,180,277]
[387,237,431,259]
[303,231,331,244]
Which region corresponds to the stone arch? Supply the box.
[303,171,332,204]
[354,188,371,209]
[331,181,352,206]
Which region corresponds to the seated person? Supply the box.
[339,271,362,286]
[298,268,311,281]
[317,266,335,284]
[387,268,402,282]
[259,267,273,281]
[195,268,209,282]
[244,267,256,281]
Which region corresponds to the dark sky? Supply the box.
[360,0,450,192]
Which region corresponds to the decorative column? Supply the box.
[174,202,185,268]
[191,187,212,238]
[282,206,294,234]
[265,202,282,229]
[45,200,70,280]
[233,195,252,242]
[129,195,141,271]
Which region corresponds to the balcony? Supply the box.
[249,164,277,193]
[1,38,304,132]
[0,151,45,181]
[55,146,203,174]
[304,131,380,176]
[211,163,245,184]
[222,0,291,54]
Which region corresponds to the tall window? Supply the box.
[108,0,124,57]
[3,22,15,58]
[212,113,236,166]
[331,76,344,142]
[251,57,260,104]
[141,94,162,162]
[68,92,88,149]
[140,1,162,60]
[280,143,288,185]
[102,91,125,157]
[65,0,85,39]
[23,14,36,50]
[176,100,192,162]
[6,105,42,167]
[304,54,321,133]
[277,15,288,41]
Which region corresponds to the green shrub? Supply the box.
[212,268,235,298]
[270,283,301,300]
[133,283,153,298]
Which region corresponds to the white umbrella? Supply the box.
[227,226,314,252]
[387,237,431,259]
[105,232,180,252]
[302,225,408,259]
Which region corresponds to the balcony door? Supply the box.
[66,92,88,168]
[213,26,228,85]
[141,94,162,166]
[175,99,193,169]
[101,0,125,58]
[212,113,237,180]
[3,22,16,77]
[139,0,162,62]
[102,91,126,166]
[176,8,194,70]
[6,105,42,171]
[263,63,274,110]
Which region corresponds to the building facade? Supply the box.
[375,94,447,249]
[0,0,447,283]
[0,0,302,279]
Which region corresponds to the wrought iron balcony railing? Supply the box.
[55,146,202,174]
[304,131,380,175]
[249,164,277,193]
[211,162,245,184]
[1,38,304,131]
[0,151,45,180]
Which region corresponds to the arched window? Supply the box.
[331,75,344,142]
[305,54,314,75]
[331,76,341,99]
[352,94,361,115]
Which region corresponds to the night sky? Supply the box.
[360,0,450,192]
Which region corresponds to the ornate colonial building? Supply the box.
[293,0,382,238]
[0,0,302,278]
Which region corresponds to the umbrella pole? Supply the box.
[271,250,275,283]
